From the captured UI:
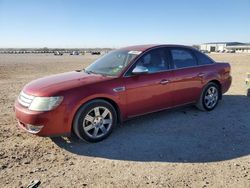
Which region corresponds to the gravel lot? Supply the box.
[0,53,249,187]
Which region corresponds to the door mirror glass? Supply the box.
[132,66,149,75]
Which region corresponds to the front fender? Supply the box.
[63,85,126,133]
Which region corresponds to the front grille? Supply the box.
[18,91,35,108]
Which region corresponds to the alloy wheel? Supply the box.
[204,86,218,109]
[83,106,112,138]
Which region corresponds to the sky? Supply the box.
[0,0,250,48]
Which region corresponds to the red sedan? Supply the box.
[15,45,232,142]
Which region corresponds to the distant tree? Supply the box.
[42,47,49,52]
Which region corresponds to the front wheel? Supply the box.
[73,100,117,142]
[196,82,220,111]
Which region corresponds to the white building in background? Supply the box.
[226,44,250,53]
[199,42,250,53]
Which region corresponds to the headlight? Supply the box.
[28,96,63,111]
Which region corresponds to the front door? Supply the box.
[124,47,174,117]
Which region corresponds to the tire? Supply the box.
[196,82,220,111]
[73,99,117,142]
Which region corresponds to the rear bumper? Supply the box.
[14,100,71,137]
[221,76,232,94]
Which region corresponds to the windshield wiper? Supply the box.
[82,69,92,74]
[83,69,107,76]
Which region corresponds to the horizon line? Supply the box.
[0,41,249,49]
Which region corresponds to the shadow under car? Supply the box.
[52,95,250,163]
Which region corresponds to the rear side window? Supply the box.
[170,49,197,68]
[195,51,214,65]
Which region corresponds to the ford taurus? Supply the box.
[15,45,232,142]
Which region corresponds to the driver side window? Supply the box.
[130,48,170,74]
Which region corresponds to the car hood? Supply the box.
[23,71,114,96]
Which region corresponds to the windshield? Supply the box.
[85,50,140,76]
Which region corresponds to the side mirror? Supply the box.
[132,66,149,75]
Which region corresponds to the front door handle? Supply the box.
[159,79,170,85]
[197,73,205,77]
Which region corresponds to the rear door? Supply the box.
[169,48,204,106]
[124,48,174,117]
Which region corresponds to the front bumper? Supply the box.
[14,100,71,136]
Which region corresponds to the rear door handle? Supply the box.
[159,79,170,85]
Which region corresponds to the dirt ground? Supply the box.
[0,53,249,188]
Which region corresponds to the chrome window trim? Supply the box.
[123,63,215,78]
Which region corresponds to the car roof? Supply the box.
[119,44,195,52]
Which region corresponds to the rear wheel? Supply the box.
[73,100,117,142]
[196,82,220,111]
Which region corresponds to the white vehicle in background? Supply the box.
[70,51,80,55]
[54,51,63,56]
